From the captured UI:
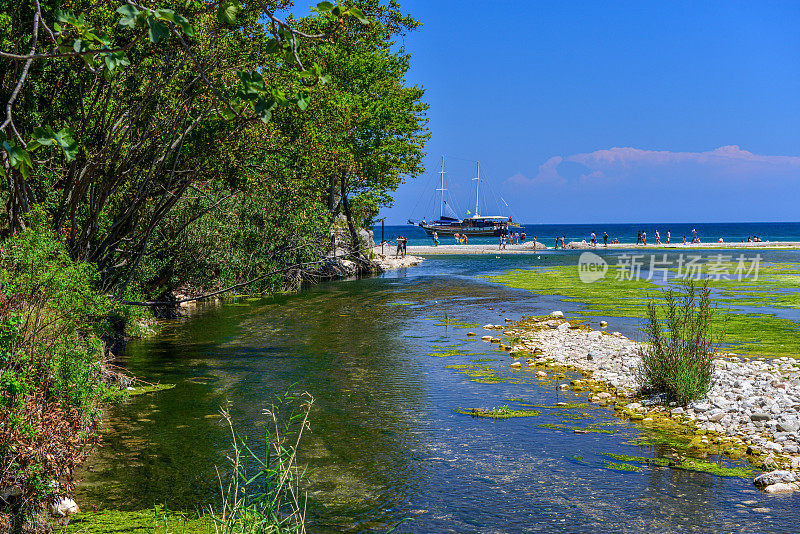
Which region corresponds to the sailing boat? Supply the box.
[408,156,522,237]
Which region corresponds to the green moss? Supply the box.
[455,405,541,419]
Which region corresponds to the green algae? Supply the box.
[524,402,589,410]
[445,363,532,384]
[601,452,671,467]
[603,461,642,472]
[601,451,754,478]
[429,348,466,358]
[127,384,176,396]
[538,423,615,434]
[455,405,541,419]
[677,457,755,478]
[60,508,211,533]
[488,263,800,357]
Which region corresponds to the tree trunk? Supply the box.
[339,172,368,267]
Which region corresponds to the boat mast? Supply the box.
[473,161,480,217]
[436,155,447,218]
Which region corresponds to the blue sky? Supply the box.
[361,1,800,224]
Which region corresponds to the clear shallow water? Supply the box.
[78,252,800,533]
[377,222,800,247]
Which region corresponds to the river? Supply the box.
[77,252,800,533]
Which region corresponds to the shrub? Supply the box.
[636,279,715,406]
[0,211,117,529]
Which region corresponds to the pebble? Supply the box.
[510,316,800,486]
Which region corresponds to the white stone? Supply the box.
[50,497,80,517]
[764,483,797,494]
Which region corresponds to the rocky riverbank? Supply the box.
[485,313,800,492]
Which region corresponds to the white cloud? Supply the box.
[506,145,800,188]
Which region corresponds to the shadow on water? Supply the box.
[78,253,800,533]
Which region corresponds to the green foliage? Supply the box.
[636,280,716,406]
[0,210,124,507]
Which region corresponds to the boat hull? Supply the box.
[418,222,522,237]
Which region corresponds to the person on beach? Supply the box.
[692,228,699,243]
[395,236,403,258]
[683,235,687,244]
[463,234,468,245]
[432,231,438,247]
[521,232,526,243]
[642,231,647,245]
[637,230,641,245]
[554,236,559,249]
[590,232,596,247]
[533,235,537,249]
[655,230,661,245]
[561,235,566,248]
[603,232,608,247]
[667,230,671,244]
[454,233,459,245]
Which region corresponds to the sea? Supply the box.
[374,222,800,247]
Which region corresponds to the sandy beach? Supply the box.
[390,241,800,255]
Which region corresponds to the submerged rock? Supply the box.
[764,483,798,493]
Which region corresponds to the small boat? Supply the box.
[408,156,522,237]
